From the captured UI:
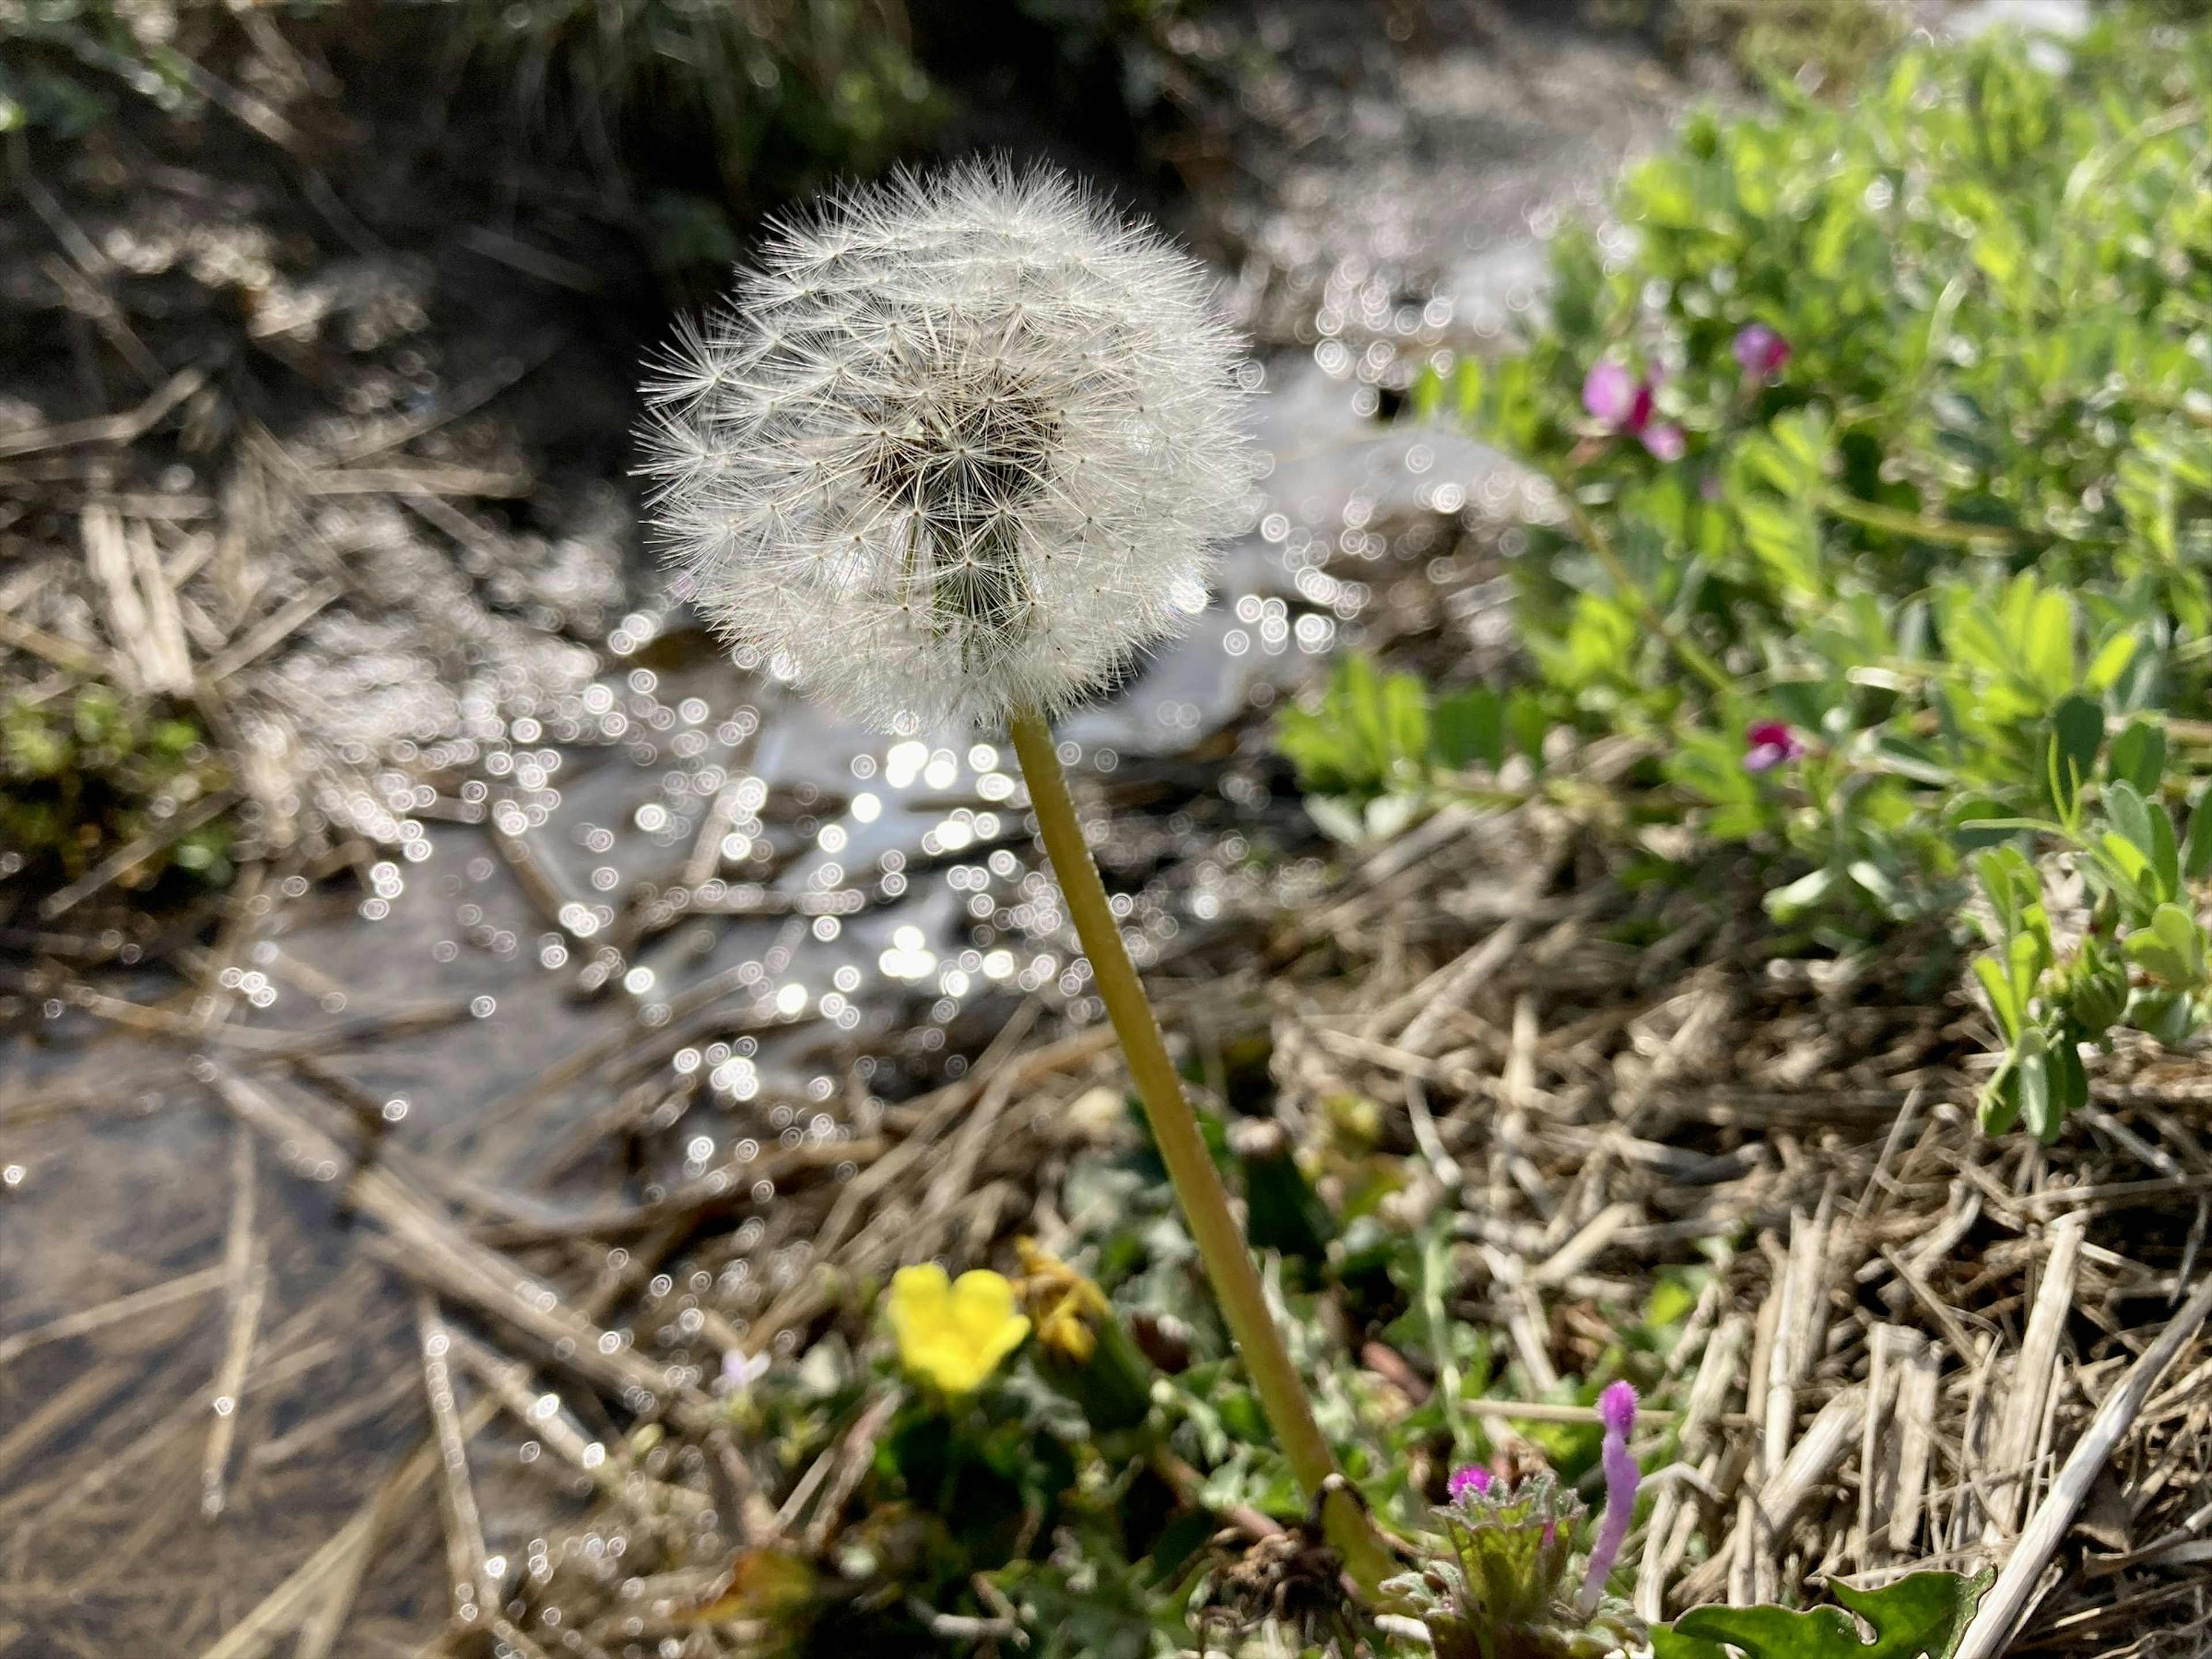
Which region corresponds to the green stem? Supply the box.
[1552,483,1737,700]
[1006,706,1397,1603]
[1814,488,2019,548]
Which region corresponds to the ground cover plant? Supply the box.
[1285,7,2212,1143]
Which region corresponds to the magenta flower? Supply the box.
[1448,1463,1491,1503]
[1582,359,1684,460]
[1744,721,1804,774]
[1577,1381,1640,1613]
[1582,360,1639,427]
[1733,323,1791,381]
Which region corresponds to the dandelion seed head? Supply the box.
[641,160,1253,730]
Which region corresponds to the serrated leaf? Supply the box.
[1666,1569,1993,1659]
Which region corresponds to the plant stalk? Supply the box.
[1007,704,1397,1602]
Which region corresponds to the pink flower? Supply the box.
[1448,1463,1491,1503]
[1583,359,1685,461]
[1733,323,1791,381]
[1577,1381,1641,1613]
[1582,361,1639,427]
[1743,721,1804,774]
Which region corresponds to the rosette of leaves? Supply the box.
[1385,1474,1635,1659]
[0,683,232,893]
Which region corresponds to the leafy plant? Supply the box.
[1664,0,1906,97]
[1368,9,2212,1139]
[434,0,938,207]
[1654,1569,1994,1659]
[0,683,233,893]
[0,0,221,135]
[1278,653,1543,842]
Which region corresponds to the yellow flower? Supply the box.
[886,1264,1031,1395]
[1014,1237,1112,1365]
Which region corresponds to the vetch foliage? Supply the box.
[1309,11,2212,1141]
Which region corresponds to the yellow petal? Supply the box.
[886,1264,1028,1395]
[887,1262,953,1356]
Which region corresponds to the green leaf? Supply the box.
[2084,630,2139,693]
[2048,694,2104,815]
[2126,902,2206,989]
[2047,1036,2088,1139]
[1766,866,1838,921]
[2105,780,2157,862]
[2184,787,2212,881]
[1652,1628,1733,1659]
[1973,955,2020,1041]
[1505,688,1549,773]
[1946,797,2021,853]
[1666,1569,1994,1659]
[1432,685,1506,772]
[1828,1569,1997,1659]
[2152,801,2183,904]
[2015,1025,2053,1141]
[1980,1062,2022,1136]
[2107,718,2166,796]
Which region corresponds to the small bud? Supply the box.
[1578,1381,1641,1613]
[1743,720,1806,774]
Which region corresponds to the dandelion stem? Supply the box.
[1007,704,1397,1603]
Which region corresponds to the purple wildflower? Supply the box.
[1582,361,1638,427]
[718,1348,770,1394]
[1743,720,1805,774]
[1448,1463,1491,1503]
[1733,323,1792,381]
[1584,359,1685,460]
[1577,1381,1640,1613]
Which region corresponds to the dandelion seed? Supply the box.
[641,160,1252,730]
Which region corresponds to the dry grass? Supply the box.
[7,759,2212,1654]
